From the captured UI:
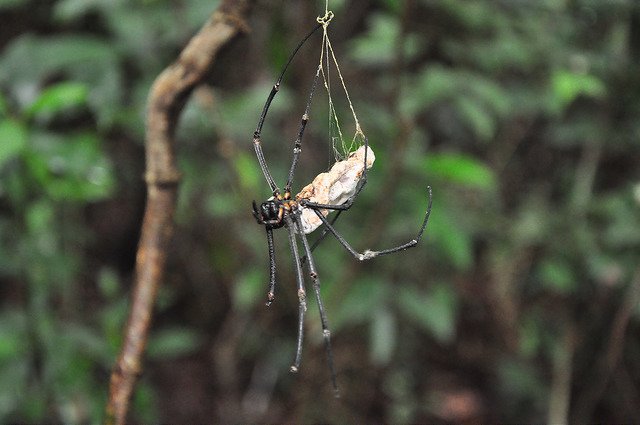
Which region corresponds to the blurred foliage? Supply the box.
[1,0,639,423]
[0,0,211,422]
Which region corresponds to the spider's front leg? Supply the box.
[251,23,322,193]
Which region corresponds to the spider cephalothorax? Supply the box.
[249,17,432,394]
[252,193,299,230]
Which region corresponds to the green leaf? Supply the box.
[147,327,202,359]
[401,66,456,116]
[0,119,28,169]
[538,259,577,294]
[26,131,115,201]
[350,14,397,65]
[397,284,458,344]
[425,152,496,190]
[550,70,606,113]
[26,81,88,119]
[0,34,116,87]
[0,34,122,125]
[444,30,536,73]
[350,13,421,66]
[401,66,510,131]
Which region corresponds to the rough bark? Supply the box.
[105,2,254,423]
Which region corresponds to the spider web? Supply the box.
[316,4,366,162]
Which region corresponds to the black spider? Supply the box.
[251,21,432,394]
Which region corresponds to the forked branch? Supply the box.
[105,2,254,424]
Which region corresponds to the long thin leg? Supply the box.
[284,65,321,195]
[300,210,343,266]
[293,212,339,396]
[253,24,323,194]
[310,210,342,252]
[265,227,276,306]
[284,216,307,373]
[313,186,433,260]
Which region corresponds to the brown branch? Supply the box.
[105,2,254,424]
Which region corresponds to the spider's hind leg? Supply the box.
[284,216,307,373]
[265,227,276,306]
[294,212,339,396]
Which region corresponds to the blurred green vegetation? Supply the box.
[1,0,639,423]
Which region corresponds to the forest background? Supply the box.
[0,0,639,423]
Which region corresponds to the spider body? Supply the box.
[252,195,296,230]
[253,144,375,235]
[250,22,432,394]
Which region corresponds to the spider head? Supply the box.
[252,198,285,229]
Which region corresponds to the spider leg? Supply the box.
[284,65,321,195]
[265,227,276,306]
[252,135,280,194]
[312,186,433,260]
[293,212,339,396]
[310,210,342,252]
[253,23,322,195]
[300,210,343,266]
[284,215,307,373]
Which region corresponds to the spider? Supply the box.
[251,21,432,394]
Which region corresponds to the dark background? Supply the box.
[1,0,639,423]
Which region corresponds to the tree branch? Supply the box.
[106,2,254,424]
